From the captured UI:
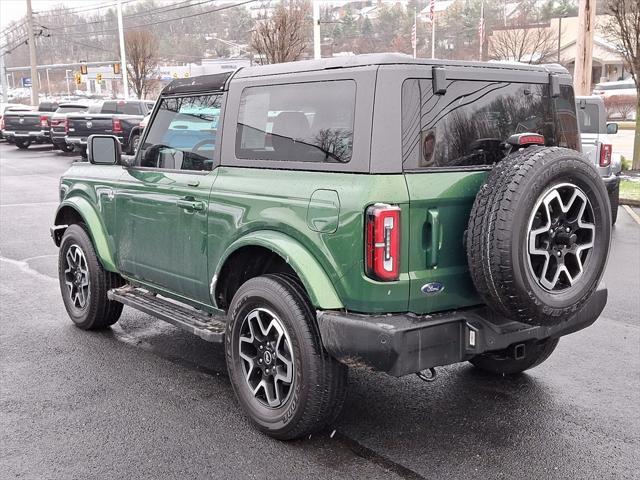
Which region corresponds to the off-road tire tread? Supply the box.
[59,224,124,330]
[466,147,609,325]
[226,274,346,440]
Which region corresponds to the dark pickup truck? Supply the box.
[65,99,154,156]
[2,101,59,149]
[50,103,89,152]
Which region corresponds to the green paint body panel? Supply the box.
[56,163,486,315]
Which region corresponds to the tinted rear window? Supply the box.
[577,103,600,134]
[38,102,59,112]
[401,79,579,169]
[101,101,143,115]
[56,105,87,114]
[236,80,356,163]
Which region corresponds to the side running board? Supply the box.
[107,285,226,343]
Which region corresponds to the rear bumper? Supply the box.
[3,130,50,142]
[66,135,124,146]
[317,283,607,377]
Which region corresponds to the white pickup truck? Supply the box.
[577,95,621,224]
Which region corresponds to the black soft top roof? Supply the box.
[162,72,233,95]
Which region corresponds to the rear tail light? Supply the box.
[40,115,49,128]
[365,204,401,282]
[0,116,4,130]
[506,133,545,148]
[599,144,612,167]
[63,118,69,133]
[112,118,123,133]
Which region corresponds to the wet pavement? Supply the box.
[1,142,639,479]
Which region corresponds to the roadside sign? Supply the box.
[21,77,32,87]
[96,73,103,82]
[75,73,82,85]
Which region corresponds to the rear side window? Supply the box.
[236,80,356,163]
[402,79,558,169]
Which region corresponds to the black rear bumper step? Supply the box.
[108,286,226,343]
[317,283,607,377]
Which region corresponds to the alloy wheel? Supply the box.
[64,244,90,309]
[527,183,595,292]
[238,308,295,408]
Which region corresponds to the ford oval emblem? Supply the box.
[421,282,445,296]
[86,121,92,129]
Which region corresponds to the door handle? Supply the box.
[176,198,205,211]
[427,208,441,268]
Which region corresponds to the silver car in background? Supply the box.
[577,95,621,224]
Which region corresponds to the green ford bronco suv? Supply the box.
[52,54,611,440]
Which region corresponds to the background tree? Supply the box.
[489,23,558,63]
[605,0,640,169]
[124,29,159,99]
[250,1,310,65]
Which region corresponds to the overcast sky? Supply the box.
[1,0,113,29]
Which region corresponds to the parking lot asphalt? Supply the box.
[1,142,639,480]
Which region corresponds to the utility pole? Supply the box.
[26,0,40,105]
[312,1,321,60]
[574,0,596,96]
[0,51,7,102]
[117,0,129,100]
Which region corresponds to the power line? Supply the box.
[39,0,243,32]
[33,0,139,18]
[43,0,259,37]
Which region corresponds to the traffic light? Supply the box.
[113,63,121,75]
[96,73,103,82]
[80,63,88,75]
[74,72,82,85]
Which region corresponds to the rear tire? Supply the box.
[58,224,124,330]
[466,147,611,326]
[226,273,347,440]
[608,182,619,225]
[128,133,140,154]
[15,139,30,149]
[470,338,559,375]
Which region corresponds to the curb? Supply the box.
[620,198,640,207]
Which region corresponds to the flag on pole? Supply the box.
[426,0,435,23]
[411,22,417,50]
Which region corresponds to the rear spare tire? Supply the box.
[466,147,611,326]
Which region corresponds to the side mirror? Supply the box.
[87,134,121,165]
[607,123,618,135]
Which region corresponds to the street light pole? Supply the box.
[117,0,129,100]
[313,1,321,60]
[65,69,71,99]
[0,50,8,102]
[26,0,40,105]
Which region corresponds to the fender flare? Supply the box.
[54,197,118,272]
[214,230,343,310]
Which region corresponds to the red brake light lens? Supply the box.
[0,116,4,130]
[517,134,545,145]
[63,118,69,133]
[365,204,401,282]
[600,144,612,167]
[112,118,123,133]
[40,115,49,128]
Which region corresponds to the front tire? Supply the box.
[58,224,124,330]
[226,274,347,440]
[15,139,31,149]
[470,338,559,375]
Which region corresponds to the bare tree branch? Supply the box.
[489,22,558,64]
[250,0,310,65]
[124,29,159,99]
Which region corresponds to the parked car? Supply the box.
[577,95,621,224]
[2,101,58,148]
[592,78,637,98]
[52,55,611,440]
[0,103,33,141]
[49,103,90,152]
[65,99,154,157]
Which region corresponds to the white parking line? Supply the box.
[0,256,57,283]
[623,205,640,225]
